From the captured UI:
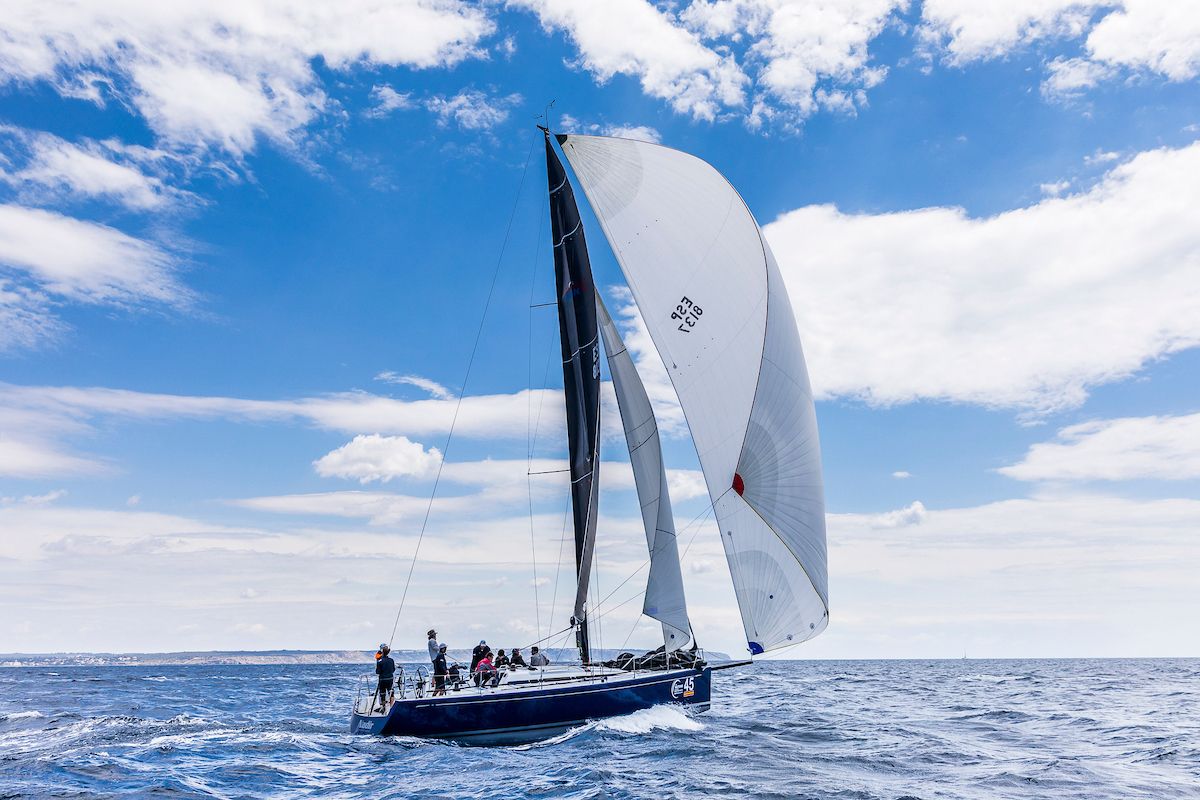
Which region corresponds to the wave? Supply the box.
[595,705,704,735]
[1,710,44,721]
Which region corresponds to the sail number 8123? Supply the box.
[671,296,703,333]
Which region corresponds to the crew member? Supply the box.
[470,639,488,672]
[427,628,442,664]
[374,645,396,712]
[529,646,550,667]
[432,644,449,696]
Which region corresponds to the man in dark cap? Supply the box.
[470,639,488,673]
[432,643,448,696]
[374,645,396,713]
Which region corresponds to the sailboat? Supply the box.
[349,128,828,744]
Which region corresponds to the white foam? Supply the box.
[1,710,44,721]
[596,705,703,734]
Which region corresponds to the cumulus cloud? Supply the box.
[513,0,746,120]
[767,141,1200,411]
[0,0,495,155]
[891,470,911,479]
[1084,1,1200,81]
[683,0,904,124]
[866,500,927,528]
[425,89,522,131]
[1000,412,1200,482]
[918,0,1104,63]
[314,434,443,484]
[920,1,1200,99]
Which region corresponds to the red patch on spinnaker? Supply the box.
[732,473,745,496]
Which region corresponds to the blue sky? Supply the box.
[1,1,1198,659]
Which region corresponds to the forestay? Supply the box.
[558,133,828,654]
[596,295,691,650]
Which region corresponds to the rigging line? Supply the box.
[529,301,556,308]
[387,135,538,648]
[528,467,570,475]
[526,144,549,643]
[590,502,714,614]
[587,503,715,650]
[545,490,572,646]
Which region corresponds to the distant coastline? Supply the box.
[1,648,731,668]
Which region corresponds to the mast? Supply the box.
[543,129,601,664]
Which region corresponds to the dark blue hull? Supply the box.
[350,667,711,745]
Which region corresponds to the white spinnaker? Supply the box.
[560,134,828,654]
[597,295,692,650]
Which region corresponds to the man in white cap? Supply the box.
[427,628,442,665]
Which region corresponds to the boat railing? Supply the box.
[355,655,708,714]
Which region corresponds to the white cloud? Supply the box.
[1,489,67,506]
[809,492,1200,658]
[0,204,185,305]
[1084,149,1121,165]
[556,116,663,144]
[1085,1,1200,81]
[766,141,1200,411]
[683,0,904,124]
[0,127,188,211]
[364,84,415,119]
[513,0,746,120]
[314,434,443,484]
[0,381,560,478]
[1042,56,1114,101]
[425,89,522,131]
[601,124,662,144]
[0,434,104,479]
[0,204,186,350]
[866,500,927,528]
[920,1,1200,99]
[1039,178,1072,196]
[1000,412,1200,482]
[0,0,495,155]
[891,470,911,479]
[919,0,1104,63]
[0,280,61,352]
[6,488,1196,657]
[375,371,453,400]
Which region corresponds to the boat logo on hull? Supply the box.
[670,676,696,699]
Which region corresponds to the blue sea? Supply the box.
[1,659,1197,799]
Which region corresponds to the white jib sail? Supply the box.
[560,133,828,655]
[596,294,692,651]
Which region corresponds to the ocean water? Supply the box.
[1,659,1197,799]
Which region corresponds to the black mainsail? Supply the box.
[545,131,601,664]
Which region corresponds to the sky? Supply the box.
[1,0,1198,660]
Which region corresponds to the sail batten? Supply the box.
[560,133,829,655]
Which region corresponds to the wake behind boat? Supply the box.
[350,127,829,744]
